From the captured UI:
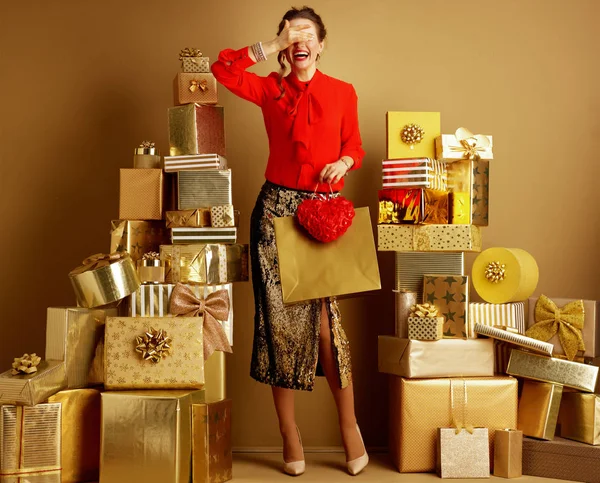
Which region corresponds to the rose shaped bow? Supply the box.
[169,283,232,360]
[450,127,491,161]
[69,252,126,275]
[525,294,585,361]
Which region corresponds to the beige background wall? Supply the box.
[1,0,598,450]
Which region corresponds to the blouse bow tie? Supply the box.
[287,85,323,170]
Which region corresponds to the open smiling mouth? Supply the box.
[293,51,309,61]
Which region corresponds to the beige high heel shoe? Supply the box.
[283,426,305,476]
[346,424,369,476]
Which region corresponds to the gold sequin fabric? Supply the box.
[249,182,352,391]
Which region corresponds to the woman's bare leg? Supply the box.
[272,386,304,462]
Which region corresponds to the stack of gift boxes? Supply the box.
[0,48,247,483]
[377,112,600,480]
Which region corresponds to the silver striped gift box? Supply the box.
[468,302,525,338]
[382,158,447,190]
[395,252,464,300]
[178,169,232,209]
[171,227,237,244]
[164,154,228,173]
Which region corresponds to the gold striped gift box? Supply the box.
[395,252,464,300]
[468,302,525,338]
[178,170,232,209]
[170,227,237,244]
[164,154,227,173]
[382,158,447,190]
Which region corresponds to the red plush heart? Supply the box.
[297,195,356,243]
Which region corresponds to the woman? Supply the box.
[212,6,367,476]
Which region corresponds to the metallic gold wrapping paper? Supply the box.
[0,361,66,406]
[559,393,600,445]
[170,227,237,244]
[518,381,562,440]
[160,244,249,285]
[204,352,226,401]
[507,349,599,392]
[178,169,232,210]
[527,297,599,359]
[389,376,518,473]
[47,389,101,483]
[100,390,205,483]
[386,111,440,159]
[381,158,447,190]
[474,324,553,356]
[378,336,494,378]
[395,252,464,299]
[494,429,522,478]
[119,168,164,220]
[104,316,204,389]
[423,274,469,338]
[437,427,490,478]
[435,133,494,161]
[472,248,539,304]
[166,209,212,228]
[394,290,418,338]
[0,473,62,482]
[378,224,481,252]
[137,258,165,284]
[447,159,489,226]
[173,73,218,105]
[68,253,140,309]
[110,220,169,264]
[45,307,116,389]
[192,399,232,483]
[468,302,525,338]
[168,104,226,157]
[378,188,448,224]
[407,316,443,340]
[0,404,61,477]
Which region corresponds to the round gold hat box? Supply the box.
[472,247,539,304]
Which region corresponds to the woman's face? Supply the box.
[284,18,324,71]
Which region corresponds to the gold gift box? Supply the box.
[168,104,226,157]
[378,188,448,224]
[210,205,236,228]
[494,429,522,478]
[119,168,164,220]
[104,316,204,390]
[378,224,482,252]
[507,349,599,392]
[407,316,444,340]
[181,55,210,73]
[386,111,440,159]
[174,73,218,105]
[390,376,518,473]
[160,244,249,285]
[178,170,232,210]
[192,399,232,483]
[423,274,469,338]
[110,220,169,264]
[166,209,212,228]
[469,302,525,338]
[45,307,116,389]
[100,390,205,483]
[47,389,101,483]
[518,380,562,440]
[381,158,447,190]
[0,361,66,406]
[559,392,600,445]
[378,336,494,378]
[435,133,494,161]
[0,404,61,477]
[447,159,489,226]
[437,427,490,478]
[204,351,226,401]
[395,252,465,299]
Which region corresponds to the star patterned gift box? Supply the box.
[423,275,469,338]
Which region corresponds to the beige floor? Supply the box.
[232,453,578,482]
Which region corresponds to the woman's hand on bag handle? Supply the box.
[250,20,314,61]
[319,157,354,185]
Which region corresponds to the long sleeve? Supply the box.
[339,86,365,171]
[211,47,267,107]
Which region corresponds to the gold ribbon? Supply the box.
[450,379,473,434]
[135,328,172,363]
[142,251,160,261]
[69,252,126,276]
[449,127,491,160]
[189,79,208,93]
[525,294,585,361]
[493,324,519,334]
[169,283,232,360]
[10,353,41,375]
[179,47,202,60]
[400,123,424,148]
[410,303,439,317]
[485,261,506,283]
[139,140,155,148]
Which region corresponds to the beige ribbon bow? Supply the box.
[179,47,202,60]
[169,283,232,360]
[450,127,491,160]
[69,252,126,275]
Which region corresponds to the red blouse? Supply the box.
[211,47,365,192]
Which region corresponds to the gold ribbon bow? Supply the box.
[142,251,160,261]
[135,328,172,363]
[410,303,439,317]
[70,252,126,275]
[139,140,155,148]
[11,353,41,375]
[179,47,203,60]
[189,79,208,93]
[169,283,232,360]
[449,127,491,161]
[525,295,585,361]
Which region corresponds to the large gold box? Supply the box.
[47,389,101,483]
[119,168,164,220]
[100,390,204,483]
[168,104,226,157]
[0,361,66,406]
[378,336,494,378]
[518,380,562,440]
[378,224,482,252]
[559,392,600,445]
[389,376,518,473]
[386,111,440,159]
[110,220,169,264]
[104,317,204,390]
[192,399,232,483]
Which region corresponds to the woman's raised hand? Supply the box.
[274,20,314,51]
